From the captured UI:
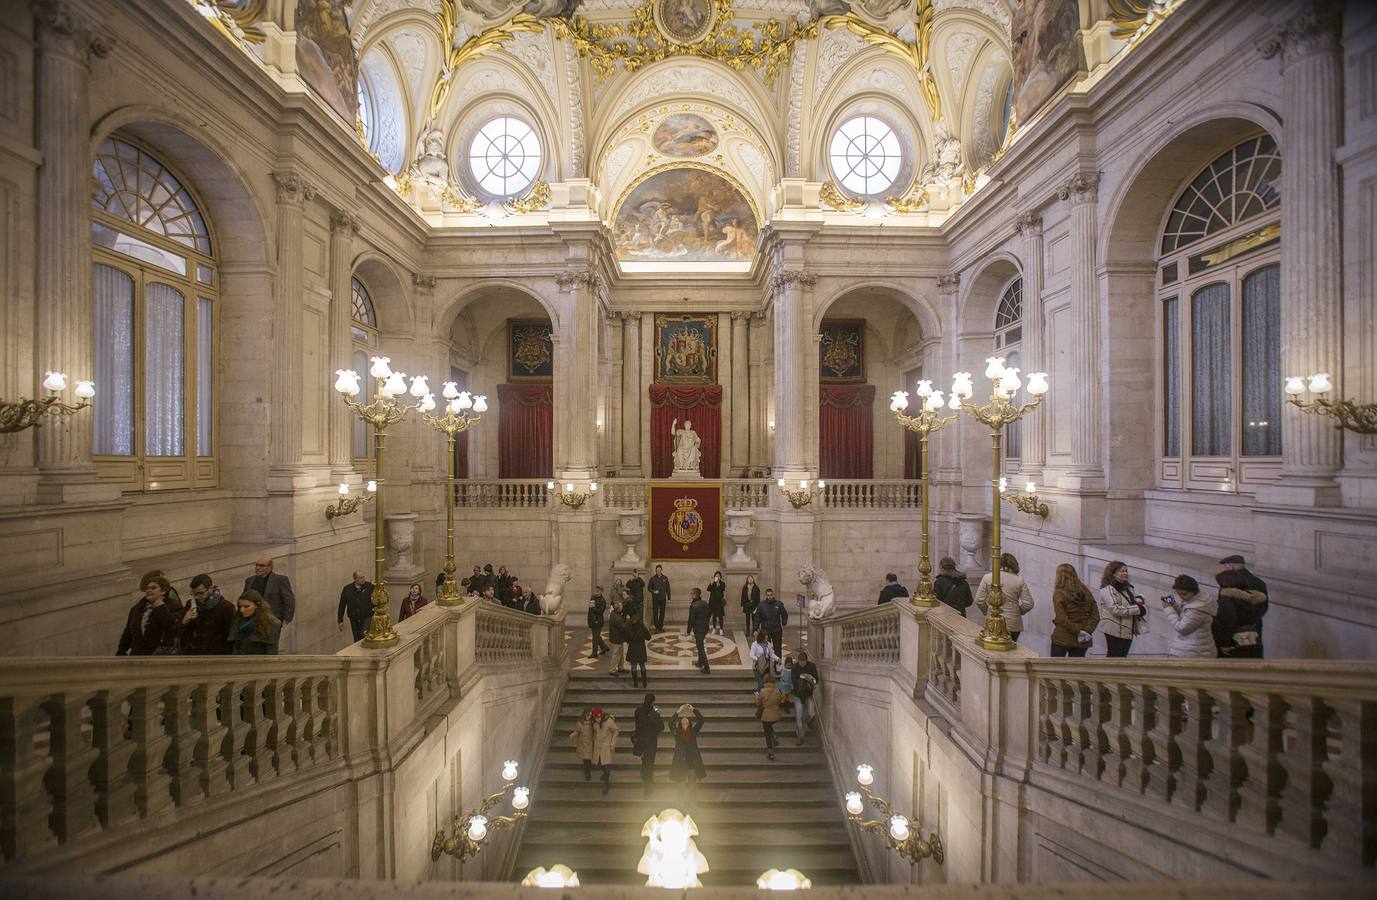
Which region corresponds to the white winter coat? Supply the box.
[974,572,1035,634]
[1162,593,1219,659]
[1097,584,1145,640]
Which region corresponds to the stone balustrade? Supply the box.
[810,604,1377,884]
[0,600,571,878]
[820,480,921,509]
[455,478,921,511]
[453,480,551,508]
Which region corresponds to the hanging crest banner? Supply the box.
[648,484,722,562]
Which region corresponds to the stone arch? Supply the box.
[813,280,942,342]
[957,251,1022,336]
[436,279,562,340]
[352,252,415,336]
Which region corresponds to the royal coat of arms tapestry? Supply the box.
[508,319,554,381]
[819,319,865,382]
[654,314,717,384]
[649,484,722,561]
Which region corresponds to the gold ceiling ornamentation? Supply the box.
[188,0,266,47]
[428,4,547,125]
[442,182,484,213]
[819,181,863,212]
[1106,0,1184,44]
[884,187,929,214]
[548,0,817,88]
[505,180,552,214]
[820,4,941,123]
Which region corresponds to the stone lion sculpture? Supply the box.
[798,565,837,620]
[539,563,573,616]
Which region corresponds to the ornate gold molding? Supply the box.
[819,181,863,212]
[1107,0,1185,44]
[428,4,547,126]
[820,6,941,123]
[885,187,930,214]
[505,180,552,214]
[442,182,484,213]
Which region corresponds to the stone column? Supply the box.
[621,311,642,475]
[1059,172,1103,488]
[730,311,750,476]
[328,211,358,475]
[935,274,964,485]
[770,270,816,475]
[748,311,768,474]
[34,2,113,500]
[266,172,315,485]
[1016,211,1046,474]
[556,270,602,476]
[1261,1,1343,503]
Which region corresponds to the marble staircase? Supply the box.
[513,668,861,886]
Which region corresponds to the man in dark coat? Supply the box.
[117,576,179,656]
[180,573,235,654]
[627,569,646,608]
[753,588,789,659]
[245,556,296,627]
[633,692,663,797]
[788,651,821,745]
[686,588,712,673]
[933,557,974,617]
[647,565,671,632]
[587,586,610,658]
[607,599,631,676]
[519,587,541,615]
[496,566,517,606]
[878,572,910,605]
[1219,554,1269,655]
[337,570,374,642]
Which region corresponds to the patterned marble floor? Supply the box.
[567,626,799,671]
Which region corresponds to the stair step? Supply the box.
[522,822,850,846]
[544,750,826,767]
[541,765,823,783]
[527,800,843,823]
[513,843,858,870]
[549,735,815,751]
[534,783,841,803]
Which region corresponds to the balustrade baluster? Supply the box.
[277,679,301,777]
[1176,689,1211,813]
[1319,699,1375,864]
[1200,690,1247,822]
[221,683,252,788]
[128,688,173,819]
[1098,682,1127,787]
[162,683,200,807]
[0,695,56,859]
[89,691,137,828]
[1272,695,1321,847]
[1037,680,1056,764]
[192,683,230,799]
[320,678,341,759]
[1122,684,1152,795]
[239,683,273,784]
[41,693,98,843]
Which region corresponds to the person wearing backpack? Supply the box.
[749,630,780,693]
[788,651,820,745]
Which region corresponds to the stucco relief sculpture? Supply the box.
[799,565,837,620]
[539,563,573,615]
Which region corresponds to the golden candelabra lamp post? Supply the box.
[547,479,599,509]
[324,479,377,520]
[1285,373,1377,434]
[333,357,429,649]
[0,371,95,433]
[418,384,486,606]
[432,760,529,863]
[845,763,944,865]
[890,382,957,605]
[948,359,1049,651]
[1000,477,1049,519]
[776,477,825,509]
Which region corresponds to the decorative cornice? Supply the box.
[1014,211,1043,238]
[329,210,359,236]
[555,270,602,291]
[272,171,316,206]
[768,270,817,297]
[1259,0,1341,64]
[412,274,437,291]
[35,0,114,58]
[936,273,960,291]
[1057,171,1100,205]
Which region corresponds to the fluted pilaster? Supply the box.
[557,270,603,474]
[1262,0,1343,498]
[620,310,641,474]
[1059,172,1102,484]
[34,2,112,494]
[730,311,750,475]
[1016,211,1047,472]
[770,270,816,474]
[267,172,314,478]
[748,311,768,473]
[328,210,357,473]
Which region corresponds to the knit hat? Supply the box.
[592,707,604,718]
[1218,554,1246,565]
[938,557,958,571]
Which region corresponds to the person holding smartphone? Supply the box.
[1161,574,1218,658]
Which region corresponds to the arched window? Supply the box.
[351,276,378,461]
[91,137,217,491]
[828,116,902,197]
[357,47,407,173]
[995,278,1022,463]
[1158,134,1281,492]
[468,116,541,198]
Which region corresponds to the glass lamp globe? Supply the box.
[915,379,933,398]
[522,865,579,888]
[1284,375,1306,396]
[546,481,556,490]
[1026,372,1049,396]
[890,390,909,412]
[334,370,360,396]
[456,391,473,410]
[816,480,825,489]
[924,391,945,412]
[856,763,874,786]
[777,478,786,488]
[74,380,96,399]
[984,356,1007,380]
[758,868,812,890]
[889,814,911,842]
[442,381,460,400]
[448,398,462,415]
[473,395,488,413]
[951,372,974,399]
[511,786,530,810]
[502,759,520,782]
[409,375,430,398]
[366,480,377,492]
[369,356,392,379]
[382,372,408,397]
[466,815,488,843]
[337,483,349,496]
[590,482,599,492]
[42,371,67,392]
[1308,372,1333,394]
[998,476,1008,493]
[418,393,437,412]
[1026,480,1037,494]
[845,791,864,816]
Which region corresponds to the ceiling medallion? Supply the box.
[653,0,717,46]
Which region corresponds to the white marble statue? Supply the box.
[414,127,449,186]
[539,563,573,616]
[799,565,837,620]
[670,418,701,474]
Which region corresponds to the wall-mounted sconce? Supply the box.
[999,477,1049,519]
[548,480,599,509]
[777,477,824,509]
[1285,373,1377,434]
[325,479,377,520]
[1,371,95,434]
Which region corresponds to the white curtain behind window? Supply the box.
[145,283,185,456]
[197,297,213,456]
[1003,350,1022,459]
[353,347,369,459]
[1163,297,1180,457]
[93,264,135,456]
[1191,283,1231,457]
[1241,264,1281,457]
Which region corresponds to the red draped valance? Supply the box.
[819,383,876,408]
[820,384,875,479]
[496,383,553,478]
[649,384,722,478]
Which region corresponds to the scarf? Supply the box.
[236,616,257,640]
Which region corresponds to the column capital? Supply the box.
[34,0,114,60]
[411,273,437,291]
[748,310,768,326]
[729,310,752,322]
[272,170,316,206]
[555,269,602,291]
[1259,0,1341,65]
[1057,171,1100,205]
[1014,210,1043,238]
[329,209,359,236]
[608,308,640,322]
[768,269,816,298]
[936,272,960,292]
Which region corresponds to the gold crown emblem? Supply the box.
[673,497,699,510]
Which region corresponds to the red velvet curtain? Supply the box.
[820,384,875,479]
[649,385,722,478]
[497,383,553,478]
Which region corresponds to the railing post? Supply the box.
[192,682,230,799]
[42,692,99,843]
[163,683,200,807]
[128,687,173,818]
[0,696,56,860]
[90,690,137,828]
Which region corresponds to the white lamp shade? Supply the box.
[366,480,377,492]
[368,356,392,379]
[856,763,874,786]
[1284,376,1306,396]
[924,391,945,412]
[334,370,361,396]
[1026,481,1036,494]
[442,381,460,400]
[447,398,462,414]
[1026,372,1049,396]
[502,759,520,782]
[456,391,473,410]
[758,868,812,890]
[915,379,933,398]
[565,482,574,492]
[1000,368,1023,395]
[42,371,67,392]
[984,356,1007,380]
[777,478,786,488]
[74,380,96,399]
[511,786,530,810]
[948,394,962,410]
[799,479,809,490]
[382,372,408,397]
[409,375,430,398]
[337,483,350,495]
[473,395,488,413]
[1308,372,1333,394]
[466,815,488,843]
[522,865,579,888]
[816,480,825,489]
[547,481,556,490]
[845,791,864,816]
[890,390,909,412]
[889,814,911,842]
[951,372,974,399]
[418,393,437,412]
[590,482,599,492]
[998,476,1008,493]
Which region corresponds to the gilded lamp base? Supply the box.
[436,562,463,607]
[363,584,400,648]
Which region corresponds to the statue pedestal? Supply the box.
[671,468,703,480]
